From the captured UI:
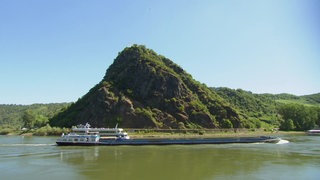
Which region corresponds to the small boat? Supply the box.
[56,123,282,146]
[307,129,320,136]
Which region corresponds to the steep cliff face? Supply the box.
[50,45,242,128]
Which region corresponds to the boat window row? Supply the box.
[99,131,121,133]
[61,138,95,142]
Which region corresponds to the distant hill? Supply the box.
[271,93,320,106]
[302,93,320,104]
[50,45,243,129]
[212,87,278,128]
[211,88,320,130]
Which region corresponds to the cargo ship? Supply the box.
[56,123,281,146]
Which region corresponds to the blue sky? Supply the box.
[1,0,319,104]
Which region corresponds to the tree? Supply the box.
[221,119,233,128]
[22,110,36,129]
[34,115,49,128]
[280,119,295,131]
[277,103,318,131]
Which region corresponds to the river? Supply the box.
[0,134,319,180]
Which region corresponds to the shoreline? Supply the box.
[1,129,306,138]
[129,130,305,139]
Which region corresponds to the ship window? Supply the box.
[101,130,115,133]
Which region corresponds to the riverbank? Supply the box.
[0,125,68,136]
[1,127,305,138]
[127,129,305,139]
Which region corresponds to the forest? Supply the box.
[213,88,320,131]
[1,91,319,135]
[0,103,69,135]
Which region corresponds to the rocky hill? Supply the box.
[50,45,243,128]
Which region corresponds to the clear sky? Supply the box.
[1,0,319,105]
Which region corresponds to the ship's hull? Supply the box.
[56,136,280,146]
[56,141,100,146]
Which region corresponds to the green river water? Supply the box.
[0,135,319,180]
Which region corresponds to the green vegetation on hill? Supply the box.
[212,87,278,129]
[274,93,320,106]
[212,87,320,131]
[302,93,320,104]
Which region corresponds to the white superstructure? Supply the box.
[72,123,130,139]
[56,123,129,145]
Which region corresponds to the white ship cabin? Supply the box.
[97,128,130,139]
[71,123,130,139]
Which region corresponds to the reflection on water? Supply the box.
[60,145,268,179]
[0,135,319,180]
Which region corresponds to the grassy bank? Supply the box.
[1,127,305,138]
[128,129,304,139]
[0,125,69,136]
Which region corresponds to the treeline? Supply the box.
[0,103,70,134]
[1,90,319,133]
[272,93,320,130]
[277,103,320,131]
